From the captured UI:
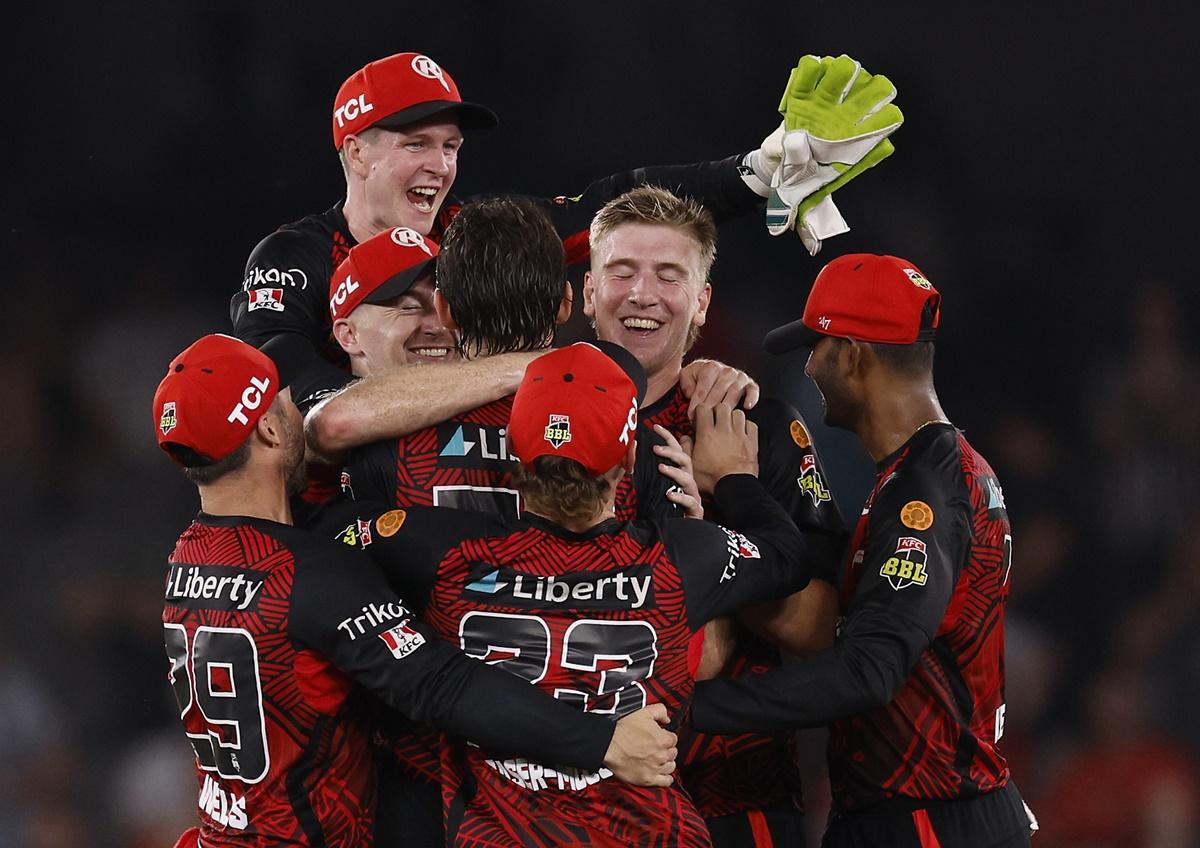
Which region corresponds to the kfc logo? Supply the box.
[379,620,426,658]
[247,288,284,312]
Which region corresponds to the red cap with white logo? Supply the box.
[329,227,439,320]
[331,52,499,149]
[508,342,647,477]
[763,253,941,353]
[153,334,284,466]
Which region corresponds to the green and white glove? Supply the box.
[752,54,903,252]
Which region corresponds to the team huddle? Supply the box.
[155,52,1037,848]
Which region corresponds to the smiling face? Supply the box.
[583,222,711,385]
[334,275,458,377]
[351,116,463,235]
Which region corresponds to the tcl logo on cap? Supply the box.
[329,274,361,318]
[334,93,375,128]
[227,375,272,426]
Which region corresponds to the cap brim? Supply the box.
[373,100,499,131]
[763,319,825,354]
[361,258,436,307]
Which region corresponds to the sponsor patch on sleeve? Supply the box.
[376,509,407,538]
[899,500,934,530]
[718,527,761,583]
[789,419,811,448]
[378,620,426,658]
[247,288,285,312]
[880,536,928,590]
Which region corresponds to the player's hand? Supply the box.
[691,403,759,493]
[652,425,703,519]
[679,358,760,419]
[604,703,677,787]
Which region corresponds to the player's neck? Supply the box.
[342,192,385,246]
[857,386,948,463]
[198,476,294,526]
[644,361,683,407]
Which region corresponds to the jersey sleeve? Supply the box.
[748,398,847,585]
[341,439,401,508]
[289,539,614,770]
[690,463,972,733]
[537,154,762,243]
[664,474,811,628]
[231,229,343,406]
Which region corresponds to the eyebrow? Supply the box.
[603,258,690,276]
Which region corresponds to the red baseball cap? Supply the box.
[763,253,941,353]
[509,342,647,476]
[331,52,499,149]
[329,227,438,320]
[152,334,298,467]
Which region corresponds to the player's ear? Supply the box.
[332,317,360,356]
[693,281,713,329]
[433,287,460,331]
[582,271,596,319]
[341,134,371,178]
[556,280,574,326]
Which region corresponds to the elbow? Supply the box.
[306,403,359,454]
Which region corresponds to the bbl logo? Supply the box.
[880,536,929,590]
[544,414,572,449]
[160,401,177,435]
[797,454,831,505]
[902,268,933,290]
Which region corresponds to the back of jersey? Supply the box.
[423,515,710,847]
[163,517,375,846]
[343,395,523,518]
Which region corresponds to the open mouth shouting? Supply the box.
[407,185,441,214]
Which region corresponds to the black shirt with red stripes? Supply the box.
[230,156,761,411]
[162,512,619,846]
[691,423,1015,813]
[617,383,845,819]
[341,395,520,518]
[340,473,810,847]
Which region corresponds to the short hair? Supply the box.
[512,456,613,526]
[175,438,253,486]
[589,186,718,281]
[865,341,935,377]
[589,186,717,349]
[436,198,566,358]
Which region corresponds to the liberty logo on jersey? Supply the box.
[438,422,520,467]
[544,414,571,448]
[462,562,654,610]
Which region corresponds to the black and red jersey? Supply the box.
[230,156,760,409]
[341,396,520,517]
[162,513,616,846]
[344,474,811,847]
[692,423,1015,813]
[617,384,844,819]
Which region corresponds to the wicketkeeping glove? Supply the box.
[758,54,902,251]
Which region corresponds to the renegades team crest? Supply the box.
[880,536,929,590]
[160,401,177,435]
[544,414,572,449]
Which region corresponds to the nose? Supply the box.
[626,273,659,306]
[803,350,815,378]
[422,147,452,177]
[419,307,450,338]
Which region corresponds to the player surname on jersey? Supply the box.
[484,757,616,792]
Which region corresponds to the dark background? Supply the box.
[3,3,1198,845]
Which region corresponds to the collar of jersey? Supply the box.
[522,511,624,541]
